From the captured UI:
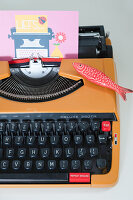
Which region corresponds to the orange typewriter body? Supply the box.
[0,57,120,188]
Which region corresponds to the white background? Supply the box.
[0,0,133,199]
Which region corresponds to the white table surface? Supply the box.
[0,0,133,199]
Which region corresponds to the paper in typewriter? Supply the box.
[0,11,78,60]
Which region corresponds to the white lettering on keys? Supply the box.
[20,150,24,154]
[15,161,19,167]
[50,162,54,167]
[41,137,45,142]
[5,137,10,142]
[32,150,36,154]
[56,149,60,154]
[9,150,12,155]
[27,162,30,167]
[3,162,6,167]
[68,149,71,154]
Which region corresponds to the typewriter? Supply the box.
[0,26,120,187]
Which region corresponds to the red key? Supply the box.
[102,121,111,132]
[69,173,90,183]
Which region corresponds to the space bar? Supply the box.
[0,173,68,183]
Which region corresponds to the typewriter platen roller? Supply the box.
[0,26,120,188]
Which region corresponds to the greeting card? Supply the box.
[0,11,79,60]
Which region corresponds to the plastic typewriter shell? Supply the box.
[0,58,120,188]
[0,61,11,80]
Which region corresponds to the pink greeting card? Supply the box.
[0,11,79,60]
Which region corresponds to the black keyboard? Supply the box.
[0,113,116,184]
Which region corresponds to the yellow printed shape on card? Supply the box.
[15,15,48,33]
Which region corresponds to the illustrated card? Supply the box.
[0,11,79,60]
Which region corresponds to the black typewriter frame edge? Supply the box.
[0,112,117,121]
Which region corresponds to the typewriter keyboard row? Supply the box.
[0,113,114,184]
